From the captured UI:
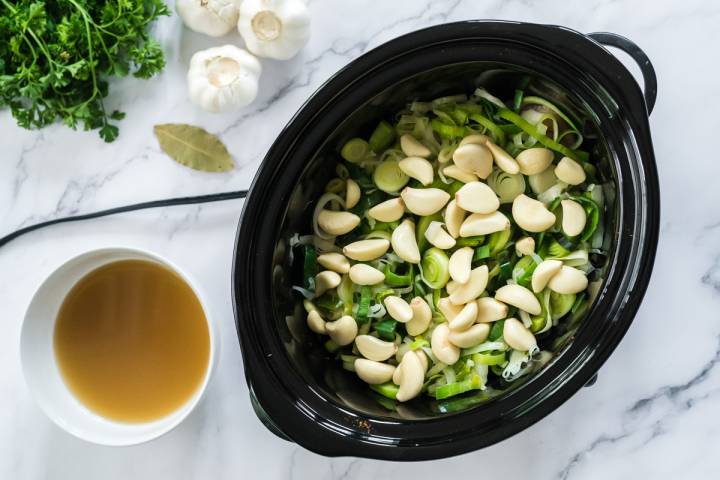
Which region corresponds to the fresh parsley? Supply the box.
[0,0,169,142]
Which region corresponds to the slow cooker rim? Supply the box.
[233,20,659,460]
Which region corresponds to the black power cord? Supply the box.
[0,190,249,249]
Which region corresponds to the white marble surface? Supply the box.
[1,0,719,478]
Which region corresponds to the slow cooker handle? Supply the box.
[587,32,657,115]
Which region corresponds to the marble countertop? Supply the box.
[2,0,719,478]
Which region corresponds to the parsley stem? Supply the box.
[65,0,100,102]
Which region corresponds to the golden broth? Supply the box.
[54,259,210,423]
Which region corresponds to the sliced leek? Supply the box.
[295,87,606,405]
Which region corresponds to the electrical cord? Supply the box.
[0,190,249,249]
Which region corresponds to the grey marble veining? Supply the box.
[1,0,719,478]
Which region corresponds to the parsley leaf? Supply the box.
[0,0,169,142]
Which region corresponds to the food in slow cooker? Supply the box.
[291,88,607,404]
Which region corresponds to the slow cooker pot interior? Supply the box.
[272,62,616,420]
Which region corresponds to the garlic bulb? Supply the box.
[237,0,311,60]
[177,0,240,37]
[188,45,262,113]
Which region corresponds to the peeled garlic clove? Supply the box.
[529,167,559,194]
[306,310,326,334]
[449,266,489,305]
[424,221,456,249]
[449,247,473,284]
[431,323,460,365]
[495,284,542,315]
[448,301,478,331]
[437,296,463,322]
[317,252,350,274]
[394,351,424,385]
[177,0,239,36]
[515,236,536,256]
[314,270,341,297]
[516,148,554,175]
[476,297,509,323]
[459,134,490,147]
[355,359,395,384]
[368,198,405,222]
[342,239,390,261]
[318,210,360,236]
[407,297,432,336]
[446,280,459,294]
[503,318,537,352]
[414,349,429,372]
[512,194,556,232]
[401,187,450,216]
[355,335,397,361]
[399,156,434,186]
[452,143,494,179]
[395,348,425,402]
[486,140,520,174]
[345,179,361,209]
[561,199,587,237]
[548,265,588,294]
[455,181,500,214]
[555,157,586,185]
[400,134,432,158]
[237,0,311,60]
[531,259,563,293]
[348,264,385,285]
[325,315,357,346]
[443,165,479,183]
[444,199,466,238]
[384,295,413,323]
[188,45,262,112]
[448,323,490,348]
[459,211,510,237]
[391,219,421,264]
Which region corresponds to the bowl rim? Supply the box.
[233,20,659,460]
[20,246,218,446]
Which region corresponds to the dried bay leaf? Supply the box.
[154,124,234,172]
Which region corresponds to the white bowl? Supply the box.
[20,247,218,446]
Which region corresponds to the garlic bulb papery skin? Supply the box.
[188,45,262,113]
[177,0,240,37]
[237,0,311,60]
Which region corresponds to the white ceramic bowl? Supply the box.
[20,247,218,446]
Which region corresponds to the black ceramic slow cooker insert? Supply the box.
[233,21,660,460]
